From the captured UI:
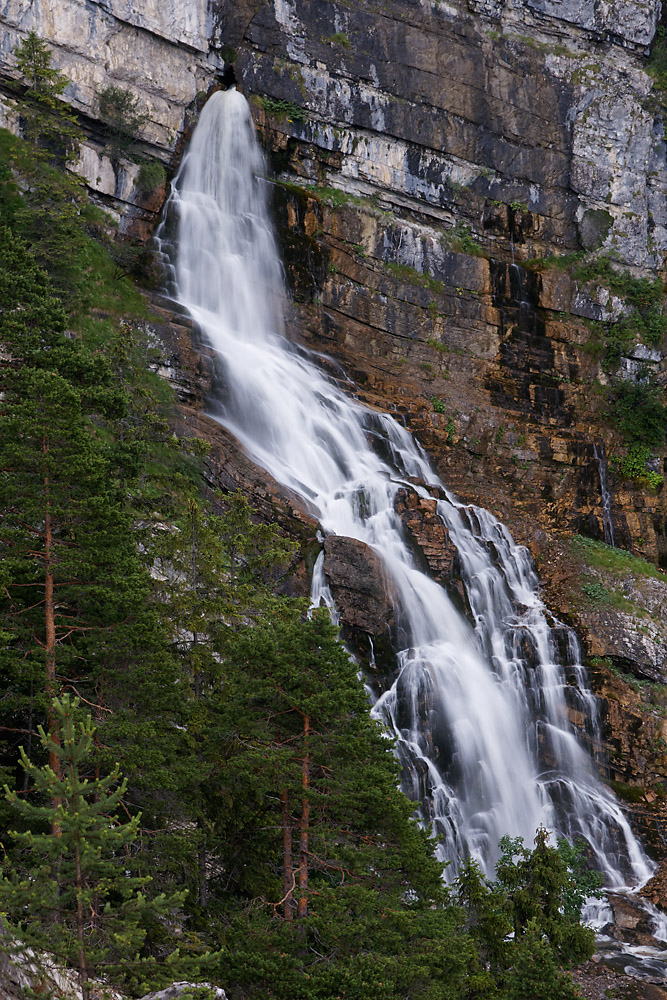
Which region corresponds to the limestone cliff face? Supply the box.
[0,0,230,228]
[227,0,667,565]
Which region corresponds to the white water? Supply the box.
[594,442,615,548]
[163,88,654,889]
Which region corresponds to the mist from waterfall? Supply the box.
[162,87,653,888]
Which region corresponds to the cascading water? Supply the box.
[162,88,663,951]
[594,442,615,548]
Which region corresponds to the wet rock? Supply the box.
[607,893,660,947]
[392,486,469,613]
[639,865,667,911]
[322,535,395,637]
[173,406,317,547]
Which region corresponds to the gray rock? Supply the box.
[141,984,227,1000]
[524,0,658,45]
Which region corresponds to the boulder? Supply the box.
[322,535,395,637]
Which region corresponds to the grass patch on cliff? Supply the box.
[313,184,373,209]
[572,535,667,581]
[259,96,309,125]
[384,261,445,294]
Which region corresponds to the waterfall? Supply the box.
[594,442,615,548]
[163,88,653,890]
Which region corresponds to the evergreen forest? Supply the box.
[0,33,602,1000]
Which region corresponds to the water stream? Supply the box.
[594,441,616,548]
[161,88,665,964]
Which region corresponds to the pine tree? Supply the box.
[99,85,148,165]
[148,491,295,910]
[0,695,188,999]
[207,607,479,999]
[13,31,80,162]
[495,828,600,967]
[503,920,583,1000]
[0,230,127,782]
[455,856,509,997]
[0,230,183,853]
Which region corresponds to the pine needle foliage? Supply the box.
[0,695,190,1000]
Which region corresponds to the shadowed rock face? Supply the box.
[323,534,396,637]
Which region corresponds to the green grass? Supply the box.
[572,534,667,581]
[326,32,351,47]
[447,222,484,256]
[385,261,445,295]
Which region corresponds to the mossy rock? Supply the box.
[579,208,613,251]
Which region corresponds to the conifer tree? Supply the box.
[495,828,600,967]
[14,31,80,162]
[0,230,127,778]
[208,608,479,999]
[99,85,148,165]
[149,491,295,909]
[0,695,188,999]
[0,230,182,843]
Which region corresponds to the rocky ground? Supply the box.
[574,961,667,1000]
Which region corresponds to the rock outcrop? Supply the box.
[323,534,396,637]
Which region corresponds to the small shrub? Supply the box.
[431,396,446,414]
[326,32,351,47]
[608,380,665,450]
[614,444,664,488]
[581,581,611,603]
[449,221,483,256]
[99,85,149,163]
[260,96,308,124]
[136,160,166,193]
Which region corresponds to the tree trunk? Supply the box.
[74,839,90,1000]
[43,456,62,838]
[198,826,208,908]
[43,470,60,779]
[297,715,310,919]
[280,787,294,921]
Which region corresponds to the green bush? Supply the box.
[260,96,308,124]
[581,581,611,604]
[137,160,166,193]
[608,380,665,449]
[450,221,484,256]
[326,32,351,47]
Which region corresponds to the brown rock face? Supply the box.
[322,535,395,638]
[393,485,467,609]
[394,487,458,582]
